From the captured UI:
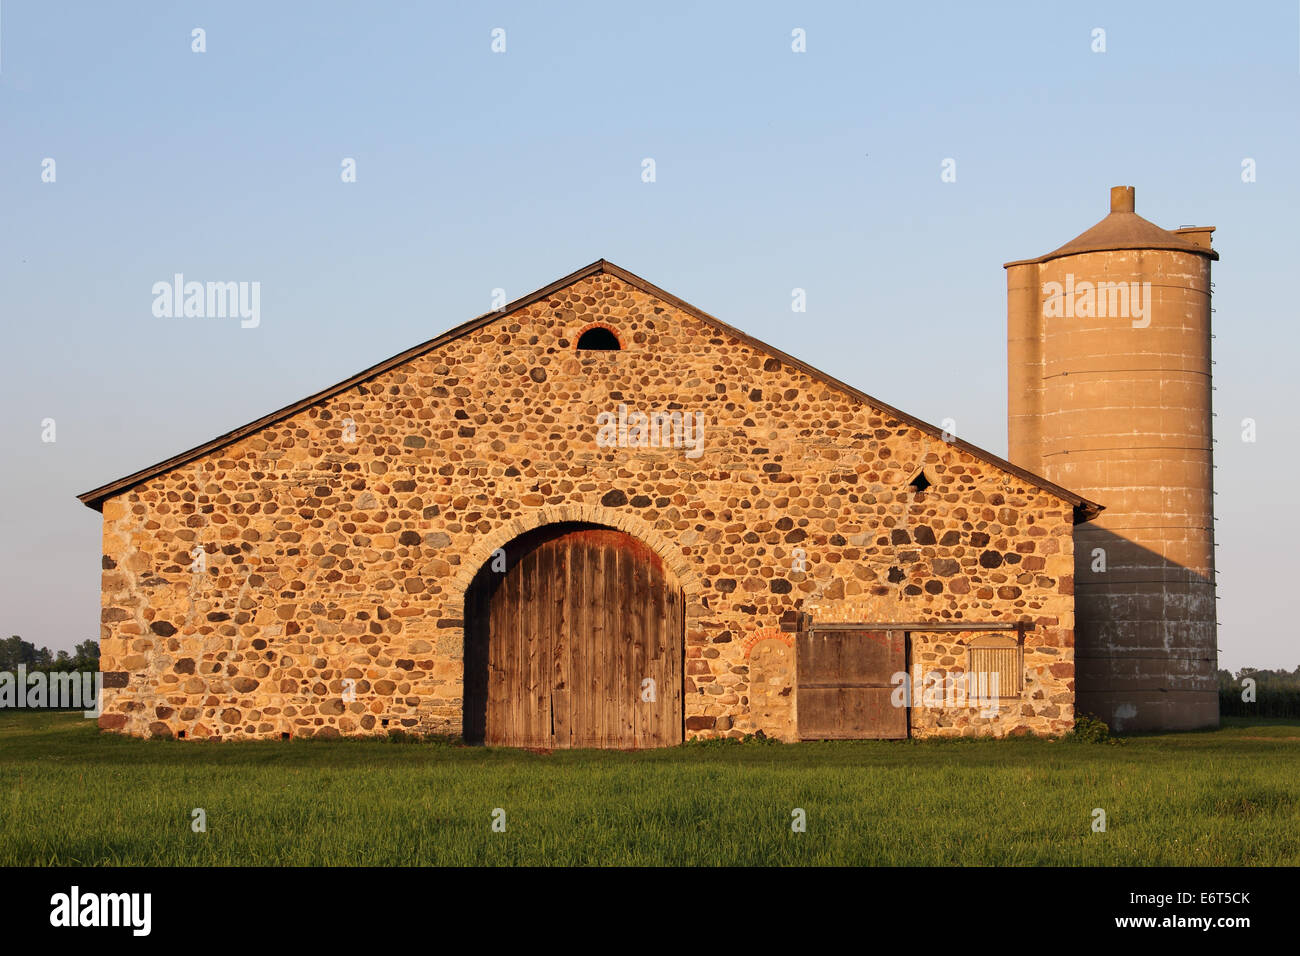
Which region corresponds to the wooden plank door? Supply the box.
[484,533,555,748]
[468,523,683,749]
[566,528,682,748]
[797,629,907,739]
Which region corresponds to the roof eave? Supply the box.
[76,260,614,511]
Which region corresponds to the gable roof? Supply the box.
[77,260,1103,523]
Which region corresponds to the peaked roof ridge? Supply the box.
[77,259,1102,522]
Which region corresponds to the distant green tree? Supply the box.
[0,635,37,671]
[72,640,99,670]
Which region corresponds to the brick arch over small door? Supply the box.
[462,520,688,748]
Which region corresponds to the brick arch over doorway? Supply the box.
[439,504,705,743]
[445,504,703,601]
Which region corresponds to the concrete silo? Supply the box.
[1005,186,1219,732]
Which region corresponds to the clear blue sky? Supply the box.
[2,2,1296,671]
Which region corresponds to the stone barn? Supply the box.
[79,259,1101,744]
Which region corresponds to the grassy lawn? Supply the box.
[1,710,1297,866]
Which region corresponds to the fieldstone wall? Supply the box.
[95,270,1076,742]
[904,628,1072,738]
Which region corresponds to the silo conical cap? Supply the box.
[1004,185,1218,266]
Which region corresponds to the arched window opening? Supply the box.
[576,326,621,351]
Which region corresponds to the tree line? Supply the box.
[1,636,99,673]
[1218,666,1300,718]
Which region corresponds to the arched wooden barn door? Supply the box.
[464,523,684,749]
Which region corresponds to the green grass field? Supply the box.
[2,710,1297,866]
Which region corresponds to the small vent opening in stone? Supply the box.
[576,326,620,351]
[908,470,932,493]
[280,732,290,740]
[177,730,186,739]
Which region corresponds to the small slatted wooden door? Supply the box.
[466,524,683,749]
[797,629,907,739]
